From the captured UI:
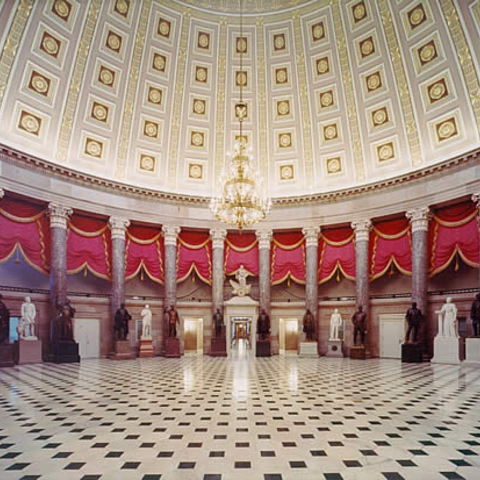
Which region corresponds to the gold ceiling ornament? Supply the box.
[210,0,271,231]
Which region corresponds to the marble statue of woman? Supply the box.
[437,297,458,338]
[329,309,342,341]
[141,304,152,339]
[229,265,251,297]
[20,296,37,340]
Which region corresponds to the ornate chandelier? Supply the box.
[210,0,271,231]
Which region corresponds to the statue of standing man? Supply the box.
[213,308,224,337]
[141,304,152,339]
[351,305,367,346]
[303,309,315,341]
[114,303,132,341]
[470,293,480,337]
[257,308,270,340]
[168,306,180,338]
[20,296,37,339]
[437,297,458,338]
[329,309,342,341]
[405,302,422,343]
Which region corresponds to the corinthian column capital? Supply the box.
[255,229,272,250]
[406,207,431,233]
[162,225,181,246]
[108,217,130,240]
[0,188,4,199]
[351,219,372,242]
[472,193,480,209]
[209,229,227,250]
[302,227,320,247]
[48,202,73,229]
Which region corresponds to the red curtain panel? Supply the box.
[224,233,259,276]
[271,232,305,285]
[318,227,355,284]
[177,231,212,285]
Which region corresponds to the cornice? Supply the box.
[1,143,479,208]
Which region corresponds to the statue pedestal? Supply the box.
[326,339,343,358]
[299,341,318,357]
[109,340,135,360]
[15,339,42,364]
[431,336,461,365]
[0,344,15,367]
[350,345,366,360]
[464,338,480,365]
[138,338,154,358]
[402,343,423,363]
[165,337,180,358]
[256,339,271,357]
[210,336,227,357]
[51,341,80,363]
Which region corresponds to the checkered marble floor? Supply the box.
[1,352,480,480]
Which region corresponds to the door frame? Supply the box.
[73,318,100,359]
[279,317,299,354]
[379,314,405,359]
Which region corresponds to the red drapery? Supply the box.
[0,197,50,274]
[429,202,479,276]
[224,233,259,276]
[67,214,111,279]
[318,227,355,284]
[271,232,305,285]
[177,231,212,285]
[125,225,164,284]
[370,218,412,280]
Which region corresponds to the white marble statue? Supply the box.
[20,296,37,340]
[141,304,152,339]
[329,309,343,341]
[229,265,251,297]
[436,297,458,338]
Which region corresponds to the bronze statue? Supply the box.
[0,294,11,344]
[471,293,480,337]
[257,308,270,340]
[168,306,180,337]
[56,302,75,342]
[114,303,132,341]
[405,302,422,343]
[303,309,315,341]
[351,305,367,346]
[213,308,224,337]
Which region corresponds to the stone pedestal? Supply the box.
[464,338,480,365]
[109,340,135,360]
[299,341,318,357]
[0,344,15,367]
[138,338,154,358]
[326,339,343,358]
[350,345,366,360]
[402,343,423,363]
[15,339,42,365]
[165,337,180,358]
[256,339,271,357]
[210,336,227,357]
[51,341,80,363]
[431,336,461,365]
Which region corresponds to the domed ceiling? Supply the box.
[0,0,480,199]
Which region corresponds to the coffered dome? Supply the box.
[0,0,479,200]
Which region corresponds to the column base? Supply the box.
[138,338,154,358]
[326,339,343,358]
[256,340,271,357]
[210,336,227,357]
[402,343,423,363]
[165,337,181,358]
[0,344,15,367]
[464,337,480,365]
[109,340,135,360]
[299,341,318,357]
[350,345,366,360]
[51,341,80,363]
[431,336,461,365]
[15,339,43,365]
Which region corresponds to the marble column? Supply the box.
[256,230,273,316]
[406,207,431,317]
[108,217,130,319]
[351,220,372,311]
[473,194,480,291]
[48,203,72,341]
[210,229,227,313]
[302,227,320,338]
[162,226,181,309]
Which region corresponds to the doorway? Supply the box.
[73,318,100,359]
[184,317,203,354]
[279,318,299,354]
[231,317,252,354]
[379,314,405,359]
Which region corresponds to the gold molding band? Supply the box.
[0,0,34,111]
[56,0,102,163]
[115,0,152,178]
[215,18,227,179]
[378,0,422,168]
[256,17,269,180]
